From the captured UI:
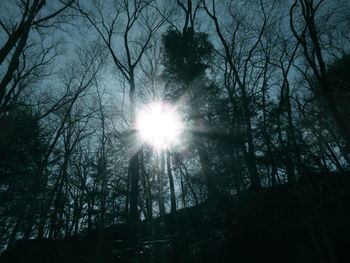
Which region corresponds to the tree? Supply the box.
[202,0,269,190]
[0,0,75,115]
[74,0,168,243]
[167,151,176,214]
[290,0,350,154]
[0,108,46,247]
[304,54,350,169]
[311,54,350,132]
[161,10,219,198]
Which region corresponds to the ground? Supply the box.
[1,172,350,263]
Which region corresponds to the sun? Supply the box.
[135,101,184,151]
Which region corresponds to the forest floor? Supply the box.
[1,172,350,263]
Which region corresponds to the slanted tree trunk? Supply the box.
[176,159,199,206]
[179,170,187,208]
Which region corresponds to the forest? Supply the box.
[1,0,350,262]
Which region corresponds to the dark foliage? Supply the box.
[310,54,350,123]
[0,110,44,183]
[162,28,213,84]
[326,55,350,126]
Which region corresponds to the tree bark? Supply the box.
[167,151,176,214]
[158,152,166,219]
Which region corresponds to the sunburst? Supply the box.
[135,100,184,151]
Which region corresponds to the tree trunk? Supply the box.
[127,76,140,244]
[140,149,153,221]
[177,161,199,206]
[179,170,187,209]
[158,152,166,219]
[7,221,20,248]
[190,92,218,199]
[128,153,139,243]
[23,216,34,240]
[167,151,176,214]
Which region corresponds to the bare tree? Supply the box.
[0,0,75,113]
[74,0,168,243]
[202,0,274,190]
[290,0,350,154]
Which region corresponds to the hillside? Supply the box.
[1,172,350,263]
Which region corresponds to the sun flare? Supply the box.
[135,101,184,151]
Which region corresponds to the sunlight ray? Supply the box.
[135,100,184,151]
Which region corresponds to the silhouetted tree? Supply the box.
[0,0,75,115]
[290,0,350,154]
[0,109,46,247]
[74,0,168,243]
[162,24,219,199]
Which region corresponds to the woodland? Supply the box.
[0,0,350,262]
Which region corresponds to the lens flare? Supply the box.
[135,101,184,151]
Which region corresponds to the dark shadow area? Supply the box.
[1,172,350,263]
